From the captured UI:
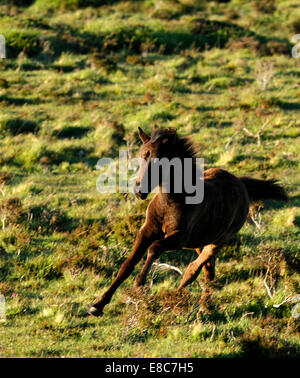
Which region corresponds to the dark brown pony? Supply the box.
[89,127,288,316]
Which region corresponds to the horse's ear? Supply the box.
[138,127,150,144]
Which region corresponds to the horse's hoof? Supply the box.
[88,306,103,317]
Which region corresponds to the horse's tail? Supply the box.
[240,177,288,204]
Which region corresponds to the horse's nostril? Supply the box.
[140,192,147,200]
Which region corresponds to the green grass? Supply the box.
[0,0,300,358]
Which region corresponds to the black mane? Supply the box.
[176,135,197,159]
[150,128,197,159]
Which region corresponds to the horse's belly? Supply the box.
[183,198,249,248]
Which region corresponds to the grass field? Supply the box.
[0,0,300,358]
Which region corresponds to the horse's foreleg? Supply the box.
[134,231,182,288]
[88,226,156,316]
[178,244,218,290]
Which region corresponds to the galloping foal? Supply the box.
[89,127,288,316]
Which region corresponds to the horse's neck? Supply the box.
[158,156,199,204]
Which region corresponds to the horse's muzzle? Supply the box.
[134,183,148,200]
[136,192,148,200]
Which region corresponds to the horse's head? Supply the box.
[134,127,177,199]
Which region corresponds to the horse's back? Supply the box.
[184,168,250,247]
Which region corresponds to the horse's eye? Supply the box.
[144,151,150,159]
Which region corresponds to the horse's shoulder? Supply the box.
[145,194,162,218]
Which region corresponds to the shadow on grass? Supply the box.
[261,131,300,141]
[276,100,300,111]
[206,121,233,128]
[263,199,289,211]
[217,336,300,358]
[294,216,300,229]
[52,126,92,139]
[196,105,218,112]
[38,146,99,168]
[0,95,43,105]
[288,194,300,207]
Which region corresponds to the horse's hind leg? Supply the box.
[195,248,216,281]
[178,244,218,290]
[134,231,183,288]
[203,256,216,282]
